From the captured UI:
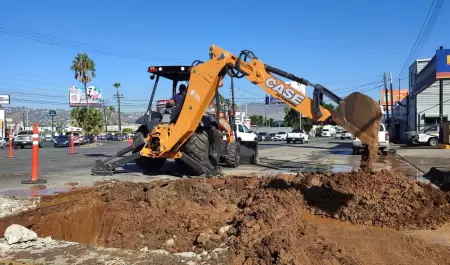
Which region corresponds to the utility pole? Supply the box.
[389,72,394,136]
[384,72,390,128]
[113,82,123,132]
[439,46,444,142]
[102,101,108,133]
[299,112,302,130]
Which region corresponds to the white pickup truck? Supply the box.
[352,123,389,155]
[286,129,309,144]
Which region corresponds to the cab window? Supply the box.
[424,125,438,132]
[242,125,250,133]
[238,125,244,133]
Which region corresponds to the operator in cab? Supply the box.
[167,84,187,108]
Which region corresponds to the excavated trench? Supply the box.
[1,171,450,264]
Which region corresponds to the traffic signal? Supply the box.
[265,95,269,105]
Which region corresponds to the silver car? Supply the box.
[0,137,6,149]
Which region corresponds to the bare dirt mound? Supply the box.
[298,169,450,230]
[0,176,260,253]
[228,174,450,265]
[1,170,450,265]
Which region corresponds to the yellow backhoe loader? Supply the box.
[92,45,381,176]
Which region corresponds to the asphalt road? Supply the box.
[0,137,343,176]
[0,141,130,175]
[258,136,351,150]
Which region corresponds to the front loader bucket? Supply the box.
[239,141,259,165]
[332,92,382,145]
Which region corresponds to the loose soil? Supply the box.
[1,170,449,265]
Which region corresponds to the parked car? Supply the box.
[352,123,389,155]
[66,132,85,145]
[269,133,276,141]
[257,132,270,141]
[274,131,287,141]
[0,136,6,149]
[341,130,352,140]
[14,130,44,149]
[335,131,342,139]
[286,129,309,144]
[405,124,440,147]
[53,135,71,147]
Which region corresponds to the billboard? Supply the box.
[412,48,450,95]
[380,89,408,110]
[436,48,450,79]
[0,95,10,105]
[69,85,103,107]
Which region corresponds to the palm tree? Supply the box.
[108,106,115,122]
[70,53,96,107]
[113,82,122,132]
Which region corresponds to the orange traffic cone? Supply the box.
[21,123,47,184]
[5,135,17,159]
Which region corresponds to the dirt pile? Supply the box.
[1,170,450,265]
[228,173,450,265]
[298,169,450,230]
[0,176,260,253]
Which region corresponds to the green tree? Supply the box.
[71,53,96,107]
[283,107,314,131]
[70,107,104,135]
[321,102,335,111]
[103,105,116,125]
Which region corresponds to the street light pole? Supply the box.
[26,109,31,129]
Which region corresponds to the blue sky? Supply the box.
[0,0,448,112]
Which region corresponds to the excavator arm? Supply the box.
[146,45,381,157]
[91,45,382,176]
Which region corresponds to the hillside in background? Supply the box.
[3,102,287,127]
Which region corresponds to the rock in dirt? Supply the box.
[195,232,211,246]
[218,225,230,235]
[4,224,37,245]
[174,251,200,259]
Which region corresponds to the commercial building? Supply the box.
[392,48,450,141]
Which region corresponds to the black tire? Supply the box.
[300,138,304,144]
[223,141,240,168]
[428,138,439,147]
[14,144,18,149]
[132,125,166,173]
[287,139,291,144]
[410,135,419,145]
[352,148,359,155]
[39,142,43,148]
[181,126,220,176]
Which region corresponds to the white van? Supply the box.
[235,123,258,142]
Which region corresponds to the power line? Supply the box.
[412,0,444,60]
[0,25,186,63]
[322,75,383,85]
[397,0,440,79]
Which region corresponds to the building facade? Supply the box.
[393,58,450,140]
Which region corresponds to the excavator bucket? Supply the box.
[239,141,259,165]
[331,92,382,145]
